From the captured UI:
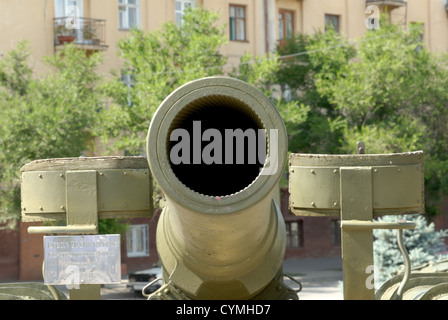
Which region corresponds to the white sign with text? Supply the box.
[44,234,121,288]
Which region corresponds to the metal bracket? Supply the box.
[341,219,415,300]
[27,170,98,234]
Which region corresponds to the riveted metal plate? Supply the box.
[21,171,67,220]
[289,167,340,214]
[289,152,424,217]
[372,164,422,210]
[21,157,153,222]
[97,169,152,217]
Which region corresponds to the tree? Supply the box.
[275,18,448,217]
[0,42,103,228]
[374,214,448,286]
[97,7,228,155]
[274,30,350,155]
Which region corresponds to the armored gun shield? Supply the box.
[146,77,295,300]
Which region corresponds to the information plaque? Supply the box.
[44,234,121,287]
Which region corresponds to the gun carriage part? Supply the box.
[21,156,152,234]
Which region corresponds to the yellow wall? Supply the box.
[0,0,55,76]
[0,0,448,78]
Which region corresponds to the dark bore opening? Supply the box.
[167,95,266,197]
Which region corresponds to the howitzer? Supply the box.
[145,77,297,300]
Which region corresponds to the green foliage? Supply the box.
[275,17,448,217]
[97,7,227,154]
[374,214,448,286]
[0,42,103,226]
[98,219,129,236]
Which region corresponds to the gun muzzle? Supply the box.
[146,77,294,300]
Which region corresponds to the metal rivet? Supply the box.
[59,173,64,177]
[397,168,401,172]
[311,201,316,207]
[60,206,65,211]
[333,202,338,207]
[38,174,43,178]
[39,206,43,211]
[23,207,26,211]
[333,169,338,173]
[99,172,103,176]
[123,171,127,175]
[373,169,378,173]
[310,169,315,174]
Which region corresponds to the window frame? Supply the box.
[126,224,149,258]
[278,9,295,41]
[175,0,196,26]
[331,219,341,247]
[285,220,303,249]
[54,0,84,18]
[325,14,340,33]
[229,4,247,42]
[119,0,141,30]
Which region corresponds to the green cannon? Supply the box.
[145,77,298,300]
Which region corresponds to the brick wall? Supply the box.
[280,188,341,260]
[19,222,44,281]
[122,212,161,274]
[0,222,20,281]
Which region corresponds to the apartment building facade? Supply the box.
[2,1,448,76]
[1,0,448,281]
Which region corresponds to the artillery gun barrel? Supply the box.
[146,77,293,300]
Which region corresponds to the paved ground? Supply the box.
[54,256,344,300]
[283,256,343,300]
[102,256,344,300]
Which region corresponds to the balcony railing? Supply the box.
[54,17,107,51]
[366,0,407,9]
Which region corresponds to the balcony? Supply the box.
[54,17,107,52]
[366,0,407,11]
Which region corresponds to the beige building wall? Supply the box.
[0,0,55,76]
[1,0,448,78]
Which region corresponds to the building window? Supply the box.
[279,9,294,41]
[126,224,149,257]
[121,72,134,106]
[119,0,141,30]
[175,0,196,26]
[54,0,83,18]
[229,5,246,41]
[285,221,303,248]
[325,14,340,33]
[331,219,341,246]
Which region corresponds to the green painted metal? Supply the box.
[0,283,67,300]
[18,156,153,300]
[146,76,295,300]
[289,150,425,299]
[21,156,152,233]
